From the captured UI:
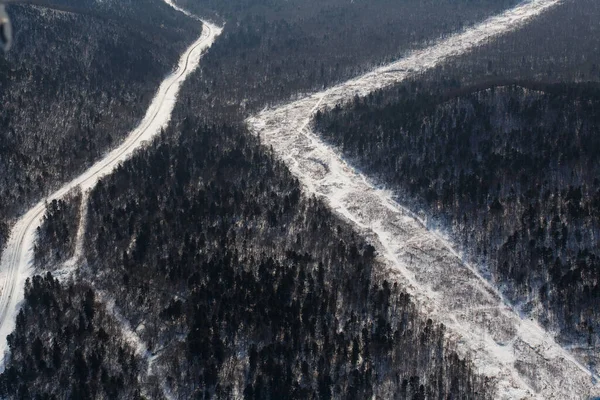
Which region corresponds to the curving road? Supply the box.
[0,10,221,366]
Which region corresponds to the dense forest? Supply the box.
[4,0,598,397]
[0,1,199,250]
[171,0,520,122]
[314,0,600,347]
[421,0,600,88]
[316,82,600,344]
[177,0,517,23]
[74,120,490,399]
[0,273,158,399]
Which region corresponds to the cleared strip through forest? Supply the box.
[247,0,599,398]
[0,7,222,368]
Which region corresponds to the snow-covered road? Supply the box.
[0,8,221,368]
[248,0,600,398]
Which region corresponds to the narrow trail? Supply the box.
[247,0,599,398]
[0,4,222,368]
[91,287,176,400]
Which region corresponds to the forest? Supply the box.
[2,0,597,397]
[171,0,520,123]
[420,0,600,87]
[15,118,492,398]
[0,0,199,251]
[74,120,489,399]
[316,81,600,345]
[313,0,600,349]
[0,273,152,399]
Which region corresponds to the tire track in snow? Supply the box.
[0,7,221,369]
[247,0,599,398]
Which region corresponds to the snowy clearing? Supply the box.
[247,0,600,398]
[0,9,221,369]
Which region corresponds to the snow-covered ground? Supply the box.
[92,288,176,400]
[248,0,600,398]
[0,8,222,369]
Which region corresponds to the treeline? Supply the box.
[5,0,545,396]
[0,273,153,399]
[39,0,198,30]
[420,0,600,89]
[171,0,519,123]
[315,81,600,344]
[0,1,200,250]
[64,119,491,398]
[176,0,517,26]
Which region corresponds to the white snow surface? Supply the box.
[53,191,89,280]
[0,9,222,369]
[247,0,600,398]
